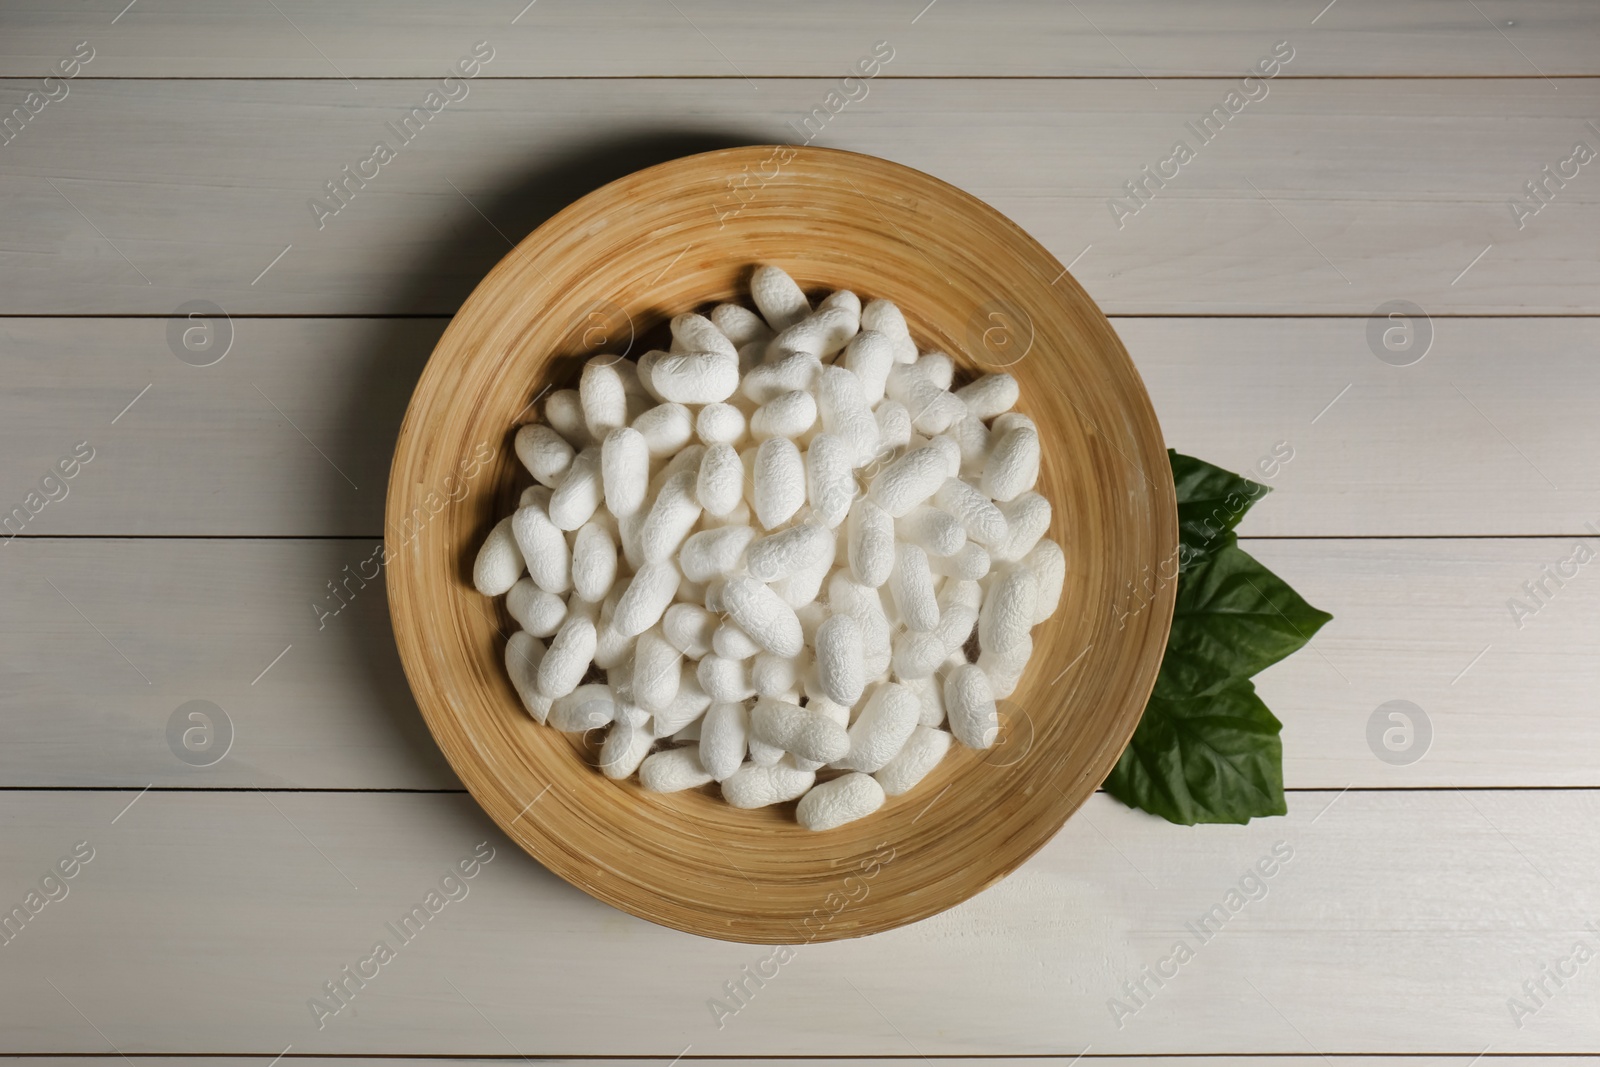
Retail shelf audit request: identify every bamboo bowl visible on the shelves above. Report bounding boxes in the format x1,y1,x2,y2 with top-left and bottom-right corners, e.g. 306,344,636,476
387,146,1176,943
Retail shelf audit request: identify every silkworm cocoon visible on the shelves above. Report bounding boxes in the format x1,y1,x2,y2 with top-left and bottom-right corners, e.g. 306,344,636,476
600,720,653,780
813,613,866,705
651,664,712,735
548,681,615,732
860,299,916,363
769,306,858,360
796,600,829,645
886,363,965,435
815,365,880,467
936,604,980,659
827,572,893,669
747,522,831,583
804,433,855,529
694,442,744,518
991,491,1051,563
505,632,551,724
928,434,962,479
944,663,999,749
751,697,850,764
889,544,939,633
548,446,603,531
711,302,772,347
930,541,991,581
742,350,821,404
640,746,715,792
897,505,967,557
1023,538,1066,624
514,423,575,488
712,621,762,660
891,630,946,680
569,522,617,604
699,701,750,781
771,525,834,608
592,593,636,669
663,603,718,658
845,499,894,589
634,349,665,402
672,719,702,743
993,412,1037,436
956,373,1019,420
646,442,706,502
632,628,683,713
756,728,796,760
697,654,756,704
868,443,948,517
750,389,818,440
535,614,597,699
631,402,694,458
612,559,680,637
918,352,955,390
507,578,567,637
580,357,629,439
751,265,811,332
902,674,945,727
753,437,805,530
843,330,895,406
721,758,816,808
834,682,920,772
797,772,884,831
544,389,592,448
679,524,755,582
648,350,740,404
695,402,747,446
594,428,647,520
979,564,1039,654
670,312,737,360
473,516,525,595
510,503,570,594
520,484,551,509
820,288,860,315
935,477,1010,547
978,634,1032,699
637,470,703,564
721,575,804,657
982,421,1042,502
752,650,807,699
948,415,991,476
874,726,953,795
613,693,651,730
874,400,913,452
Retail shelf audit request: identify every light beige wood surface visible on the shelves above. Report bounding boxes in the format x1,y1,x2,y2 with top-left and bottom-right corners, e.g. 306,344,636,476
3,789,1596,1054
386,146,1176,941
1,80,1596,315
3,0,1595,76
2,316,1593,538
3,536,1592,789
3,0,1596,1056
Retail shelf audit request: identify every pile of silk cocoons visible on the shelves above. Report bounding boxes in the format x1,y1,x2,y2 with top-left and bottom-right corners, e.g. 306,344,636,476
473,265,1064,830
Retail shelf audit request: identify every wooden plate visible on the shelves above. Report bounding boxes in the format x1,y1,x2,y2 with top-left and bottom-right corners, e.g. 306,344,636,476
387,145,1176,943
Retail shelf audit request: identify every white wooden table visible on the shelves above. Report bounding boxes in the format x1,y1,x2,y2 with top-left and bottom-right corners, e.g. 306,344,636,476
3,2,1598,1061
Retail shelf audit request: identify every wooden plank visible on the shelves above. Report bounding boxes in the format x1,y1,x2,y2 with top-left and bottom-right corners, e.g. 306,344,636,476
3,789,1596,1053
3,317,1593,539
3,536,1596,789
7,1061,1597,1067
3,1,1597,77
0,79,1595,315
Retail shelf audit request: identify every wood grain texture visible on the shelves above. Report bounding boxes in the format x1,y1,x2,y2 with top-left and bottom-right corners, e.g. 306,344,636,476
0,79,1595,315
3,789,1596,1054
9,1062,1596,1067
2,316,1594,538
4,536,1597,790
3,0,1596,76
386,145,1176,942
